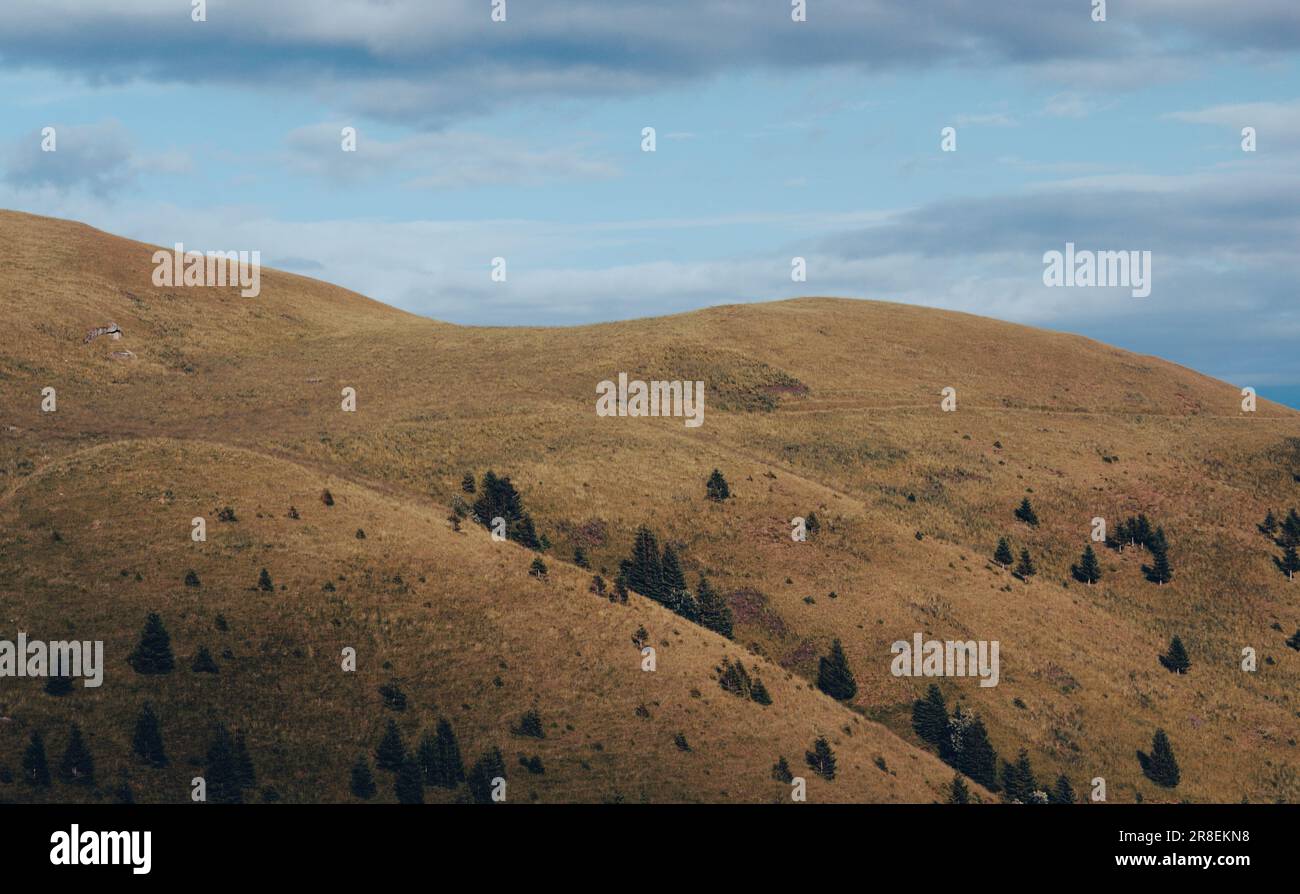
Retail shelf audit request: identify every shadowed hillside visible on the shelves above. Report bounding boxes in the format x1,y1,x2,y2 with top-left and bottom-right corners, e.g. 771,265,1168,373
2,210,1299,804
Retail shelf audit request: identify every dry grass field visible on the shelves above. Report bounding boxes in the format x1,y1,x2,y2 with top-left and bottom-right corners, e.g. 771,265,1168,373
2,209,1298,803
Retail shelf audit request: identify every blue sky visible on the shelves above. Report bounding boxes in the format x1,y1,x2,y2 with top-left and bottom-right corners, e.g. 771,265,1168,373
1,1,1298,405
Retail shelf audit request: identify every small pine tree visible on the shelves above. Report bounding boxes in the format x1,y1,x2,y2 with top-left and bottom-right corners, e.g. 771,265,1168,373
205,726,243,804
772,756,793,784
1146,541,1173,585
696,574,733,638
513,709,545,739
1281,543,1300,581
1261,510,1278,535
128,611,175,674
614,574,629,604
461,472,476,494
321,489,334,506
948,774,971,804
805,736,837,780
911,683,949,747
191,646,220,674
350,755,377,799
132,703,168,767
233,730,256,789
573,546,590,568
394,759,424,804
1014,548,1037,580
816,639,858,701
44,670,73,696
1159,635,1191,674
430,718,466,789
953,714,998,789
467,748,507,804
184,569,201,587
993,537,1014,567
375,719,406,771
23,731,51,787
1014,498,1039,526
1072,544,1102,585
750,678,773,706
1141,729,1180,788
1051,774,1075,804
1000,749,1037,803
706,469,731,502
805,512,821,537
529,557,548,579
416,731,438,783
257,568,274,591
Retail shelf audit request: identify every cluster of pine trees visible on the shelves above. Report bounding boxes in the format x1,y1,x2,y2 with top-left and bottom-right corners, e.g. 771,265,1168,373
619,526,732,637
718,657,772,705
1260,508,1300,580
1106,514,1173,584
368,717,484,804
471,470,542,549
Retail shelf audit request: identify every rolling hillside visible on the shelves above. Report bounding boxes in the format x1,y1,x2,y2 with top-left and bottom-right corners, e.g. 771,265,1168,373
2,209,1298,803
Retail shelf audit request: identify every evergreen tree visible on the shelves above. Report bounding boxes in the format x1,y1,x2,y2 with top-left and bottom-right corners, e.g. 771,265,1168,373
1146,538,1173,584
660,544,689,611
513,709,545,739
1281,543,1300,581
696,574,733,638
1260,509,1278,535
953,715,998,789
1014,548,1037,580
43,669,73,696
57,724,95,785
948,774,971,804
750,678,773,706
1285,628,1300,651
573,546,590,568
1014,498,1039,526
204,725,243,804
816,639,858,701
394,759,424,804
1141,729,1180,788
132,702,168,767
350,755,377,799
805,736,837,780
22,730,50,787
128,611,175,674
233,730,256,789
993,537,1014,567
1051,774,1076,804
191,646,219,674
1000,749,1037,803
528,556,548,578
429,719,466,788
706,469,731,502
184,569,201,587
257,568,274,591
613,574,629,604
911,683,949,747
772,756,793,784
1282,508,1300,546
375,719,406,771
416,731,438,784
805,512,821,537
1159,635,1191,673
1134,515,1153,548
467,747,507,804
461,472,476,494
1072,544,1102,585
512,513,542,550
622,526,664,602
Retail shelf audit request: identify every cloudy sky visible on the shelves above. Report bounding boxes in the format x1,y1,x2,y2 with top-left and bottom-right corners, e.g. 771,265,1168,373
1,1,1298,404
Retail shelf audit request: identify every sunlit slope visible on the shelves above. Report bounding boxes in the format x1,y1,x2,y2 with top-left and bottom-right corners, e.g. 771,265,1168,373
2,209,1299,804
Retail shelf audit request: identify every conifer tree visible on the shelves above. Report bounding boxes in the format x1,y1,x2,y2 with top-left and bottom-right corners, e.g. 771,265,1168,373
1141,729,1180,788
233,730,256,789
529,556,548,579
184,569,201,587
816,639,858,701
750,678,773,706
258,568,274,591
1146,538,1173,585
132,702,168,768
1014,548,1037,580
461,472,476,494
394,759,424,804
1159,635,1191,673
573,546,590,568
1072,544,1102,585
613,573,629,604
696,574,733,638
429,719,466,788
1285,628,1300,651
56,724,94,785
805,736,837,780
350,755,377,799
1281,543,1300,581
1282,508,1300,546
1260,509,1278,536
22,730,50,787
993,537,1014,567
375,719,406,771
706,469,731,502
953,715,998,789
1014,497,1039,526
416,731,438,784
128,611,175,674
467,747,507,803
44,669,73,696
948,774,971,804
911,683,949,747
205,725,243,804
191,646,219,673
1051,774,1076,804
805,511,821,537
1000,749,1037,803
622,526,664,602
772,756,793,784
660,544,689,611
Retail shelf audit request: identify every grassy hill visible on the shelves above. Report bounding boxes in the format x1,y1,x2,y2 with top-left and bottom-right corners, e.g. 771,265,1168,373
2,209,1298,803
